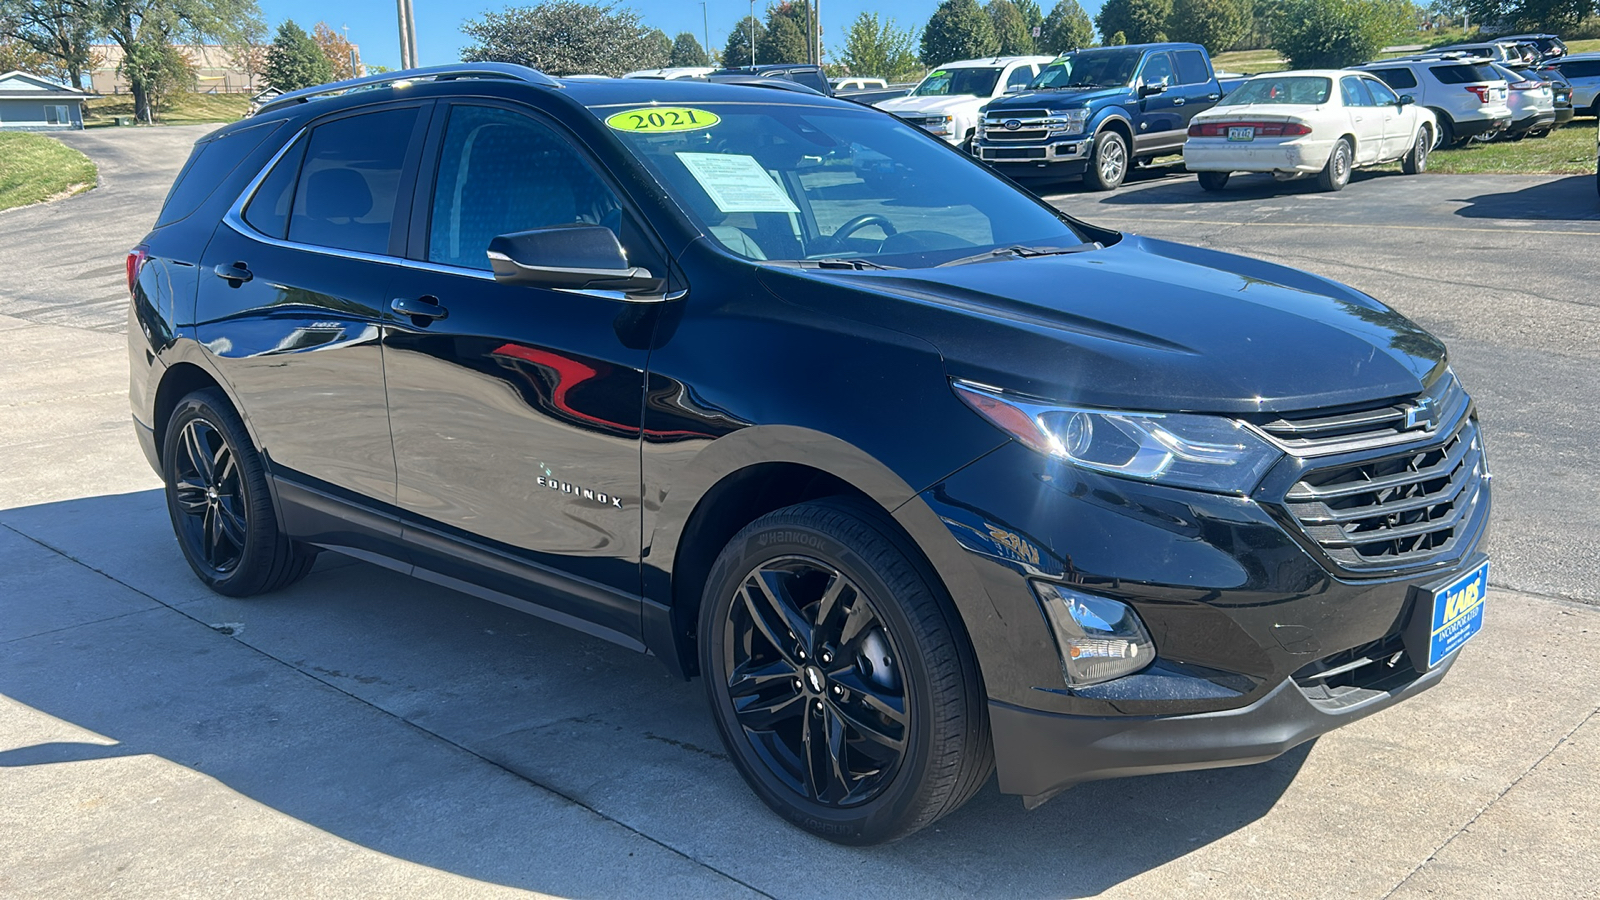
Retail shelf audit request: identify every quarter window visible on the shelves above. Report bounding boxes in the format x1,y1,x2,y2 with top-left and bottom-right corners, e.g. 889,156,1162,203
285,107,418,255
243,136,306,239
427,105,623,270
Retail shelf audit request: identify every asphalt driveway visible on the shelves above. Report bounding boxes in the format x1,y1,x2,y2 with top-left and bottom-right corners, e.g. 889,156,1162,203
0,130,1595,898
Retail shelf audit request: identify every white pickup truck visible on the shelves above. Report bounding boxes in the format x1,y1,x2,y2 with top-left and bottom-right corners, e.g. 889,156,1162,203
876,56,1055,151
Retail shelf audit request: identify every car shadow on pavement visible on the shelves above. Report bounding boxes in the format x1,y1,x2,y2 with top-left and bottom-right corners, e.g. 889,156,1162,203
1087,169,1400,205
0,489,1308,898
1449,174,1600,222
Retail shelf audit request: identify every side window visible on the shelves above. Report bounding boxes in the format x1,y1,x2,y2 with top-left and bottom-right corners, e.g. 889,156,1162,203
1364,77,1400,105
286,107,418,255
791,69,830,94
1340,76,1374,106
1141,53,1174,88
1370,67,1418,90
1559,60,1600,79
1005,65,1034,89
1174,50,1211,85
428,105,623,271
243,135,307,239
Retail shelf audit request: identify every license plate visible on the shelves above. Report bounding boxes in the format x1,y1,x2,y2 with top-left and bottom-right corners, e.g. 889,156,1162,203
1416,560,1490,669
1227,126,1254,142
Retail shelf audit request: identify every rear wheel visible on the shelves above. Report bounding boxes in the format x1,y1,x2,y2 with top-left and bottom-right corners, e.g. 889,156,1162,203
1402,124,1431,175
699,499,992,845
1084,130,1128,191
162,388,317,596
1317,137,1353,192
1197,171,1230,191
1432,112,1456,148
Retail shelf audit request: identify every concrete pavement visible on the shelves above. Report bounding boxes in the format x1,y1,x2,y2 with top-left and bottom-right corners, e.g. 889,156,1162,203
1,129,1596,898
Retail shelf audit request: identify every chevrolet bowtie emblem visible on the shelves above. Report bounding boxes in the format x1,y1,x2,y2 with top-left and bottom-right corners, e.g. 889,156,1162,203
1402,396,1438,431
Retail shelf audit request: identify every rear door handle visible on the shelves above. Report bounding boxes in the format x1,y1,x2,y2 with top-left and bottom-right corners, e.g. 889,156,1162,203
1173,97,1185,105
391,295,448,321
213,262,252,285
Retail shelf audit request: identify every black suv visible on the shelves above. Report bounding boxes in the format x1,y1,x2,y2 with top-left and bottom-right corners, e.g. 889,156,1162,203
130,63,1492,845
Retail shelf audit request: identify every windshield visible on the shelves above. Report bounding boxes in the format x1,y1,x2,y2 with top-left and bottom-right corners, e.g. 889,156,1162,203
597,102,1086,268
1222,76,1332,105
912,67,1003,97
1031,49,1142,89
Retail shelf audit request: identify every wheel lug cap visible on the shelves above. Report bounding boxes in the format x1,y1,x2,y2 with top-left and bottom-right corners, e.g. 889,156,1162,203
793,678,802,691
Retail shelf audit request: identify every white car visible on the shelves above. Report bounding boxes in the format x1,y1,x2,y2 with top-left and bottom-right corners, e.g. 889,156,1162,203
876,56,1054,150
831,77,888,92
623,67,716,80
1183,70,1439,193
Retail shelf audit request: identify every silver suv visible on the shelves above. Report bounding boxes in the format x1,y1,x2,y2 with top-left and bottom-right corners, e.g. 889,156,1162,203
1490,62,1556,138
1353,56,1512,146
1542,52,1600,116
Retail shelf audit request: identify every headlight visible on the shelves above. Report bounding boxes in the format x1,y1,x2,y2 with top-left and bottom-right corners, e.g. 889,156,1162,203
1034,583,1155,687
953,380,1281,494
1051,109,1090,135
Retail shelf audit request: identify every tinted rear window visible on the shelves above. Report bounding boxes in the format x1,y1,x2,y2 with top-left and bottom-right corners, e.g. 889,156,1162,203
1366,67,1418,90
285,108,418,255
1558,60,1600,78
155,120,282,228
1430,64,1502,84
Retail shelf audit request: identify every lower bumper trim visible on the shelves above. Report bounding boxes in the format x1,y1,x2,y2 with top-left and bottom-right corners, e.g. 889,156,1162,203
990,652,1455,801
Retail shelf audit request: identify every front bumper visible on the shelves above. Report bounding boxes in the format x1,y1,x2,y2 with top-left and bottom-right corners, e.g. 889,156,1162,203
1183,138,1332,174
990,651,1456,800
976,135,1090,173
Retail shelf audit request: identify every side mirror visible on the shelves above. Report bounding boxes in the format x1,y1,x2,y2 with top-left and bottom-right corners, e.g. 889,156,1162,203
487,225,666,298
1138,79,1168,97
1397,93,1415,106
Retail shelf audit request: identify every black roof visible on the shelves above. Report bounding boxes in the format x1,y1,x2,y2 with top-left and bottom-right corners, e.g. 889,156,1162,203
555,76,840,108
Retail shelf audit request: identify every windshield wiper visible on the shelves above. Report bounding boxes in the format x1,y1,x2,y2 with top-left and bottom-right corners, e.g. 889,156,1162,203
935,243,1101,268
801,257,899,270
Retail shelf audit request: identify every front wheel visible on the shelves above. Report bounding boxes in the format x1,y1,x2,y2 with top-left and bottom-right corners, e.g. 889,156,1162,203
699,499,992,845
1197,171,1230,191
1318,137,1353,192
1084,130,1128,191
162,388,317,596
1402,124,1431,175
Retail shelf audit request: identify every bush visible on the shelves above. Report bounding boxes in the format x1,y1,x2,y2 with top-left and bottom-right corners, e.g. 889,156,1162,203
1273,0,1413,69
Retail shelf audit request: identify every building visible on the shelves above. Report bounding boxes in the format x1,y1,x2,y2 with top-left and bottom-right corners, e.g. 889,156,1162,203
89,43,360,95
0,71,97,131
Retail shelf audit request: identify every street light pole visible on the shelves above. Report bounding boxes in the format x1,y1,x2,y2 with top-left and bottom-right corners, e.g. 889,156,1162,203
396,0,412,68
701,1,710,65
749,0,756,67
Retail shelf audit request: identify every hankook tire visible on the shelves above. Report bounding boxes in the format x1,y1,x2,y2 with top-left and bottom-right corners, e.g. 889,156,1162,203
699,498,992,845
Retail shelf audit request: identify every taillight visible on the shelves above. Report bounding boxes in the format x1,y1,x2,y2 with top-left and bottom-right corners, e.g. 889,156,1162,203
126,245,148,297
1508,80,1539,91
1464,85,1492,102
1187,121,1313,137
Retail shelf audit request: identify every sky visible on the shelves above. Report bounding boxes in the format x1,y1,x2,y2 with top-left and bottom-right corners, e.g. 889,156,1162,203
257,0,1108,72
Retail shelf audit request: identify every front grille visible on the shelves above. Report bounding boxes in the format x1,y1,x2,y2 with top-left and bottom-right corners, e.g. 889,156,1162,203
1254,372,1470,456
1281,415,1485,570
985,128,1050,142
985,147,1047,159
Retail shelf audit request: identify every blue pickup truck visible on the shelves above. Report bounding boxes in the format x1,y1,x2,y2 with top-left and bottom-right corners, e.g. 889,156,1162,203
974,43,1243,190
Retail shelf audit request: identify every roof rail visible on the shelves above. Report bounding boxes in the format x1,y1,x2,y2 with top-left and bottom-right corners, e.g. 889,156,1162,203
255,63,557,116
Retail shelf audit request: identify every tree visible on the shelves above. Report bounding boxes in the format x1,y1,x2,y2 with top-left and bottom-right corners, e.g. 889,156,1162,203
723,15,764,67
0,0,98,88
1040,0,1094,51
646,27,672,62
119,29,193,119
461,1,668,76
310,21,358,80
1015,0,1045,33
96,0,262,123
1095,0,1172,43
263,19,330,90
1273,0,1413,68
0,34,55,77
1108,28,1127,41
838,12,920,78
988,0,1035,53
1167,0,1247,50
759,2,809,63
669,31,709,66
921,0,998,65
1465,0,1593,30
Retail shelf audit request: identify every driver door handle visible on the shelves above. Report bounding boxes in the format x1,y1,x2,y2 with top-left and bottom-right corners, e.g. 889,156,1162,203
213,262,252,285
1173,97,1185,105
391,295,448,321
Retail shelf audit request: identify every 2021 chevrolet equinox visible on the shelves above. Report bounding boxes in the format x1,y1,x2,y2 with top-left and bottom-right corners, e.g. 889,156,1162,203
129,63,1492,845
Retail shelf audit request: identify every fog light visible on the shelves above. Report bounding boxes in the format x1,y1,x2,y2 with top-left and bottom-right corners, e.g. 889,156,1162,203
1033,583,1155,687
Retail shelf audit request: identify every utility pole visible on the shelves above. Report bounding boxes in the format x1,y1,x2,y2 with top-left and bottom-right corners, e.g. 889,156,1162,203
396,0,419,69
701,1,709,65
749,0,756,67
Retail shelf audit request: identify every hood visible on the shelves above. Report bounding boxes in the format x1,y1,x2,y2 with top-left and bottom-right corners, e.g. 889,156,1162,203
756,235,1446,414
878,94,987,116
985,85,1130,112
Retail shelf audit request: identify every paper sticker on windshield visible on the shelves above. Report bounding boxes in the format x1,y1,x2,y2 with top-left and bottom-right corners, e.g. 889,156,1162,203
606,107,720,133
675,152,799,214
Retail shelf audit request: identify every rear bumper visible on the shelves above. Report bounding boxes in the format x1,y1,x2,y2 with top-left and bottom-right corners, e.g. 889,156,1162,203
1183,138,1332,174
991,652,1456,801
1453,114,1513,140
1506,110,1557,134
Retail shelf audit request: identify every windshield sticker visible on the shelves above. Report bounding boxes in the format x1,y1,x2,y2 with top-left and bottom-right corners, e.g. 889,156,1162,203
928,70,947,79
674,152,799,214
606,107,721,134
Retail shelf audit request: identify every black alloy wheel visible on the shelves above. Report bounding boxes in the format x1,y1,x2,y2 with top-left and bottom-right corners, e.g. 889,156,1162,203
700,499,992,844
162,388,317,596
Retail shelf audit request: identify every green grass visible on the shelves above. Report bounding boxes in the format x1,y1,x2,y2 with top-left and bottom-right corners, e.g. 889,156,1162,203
1211,49,1288,74
0,132,97,212
1370,119,1598,175
84,92,251,127
1566,38,1600,54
